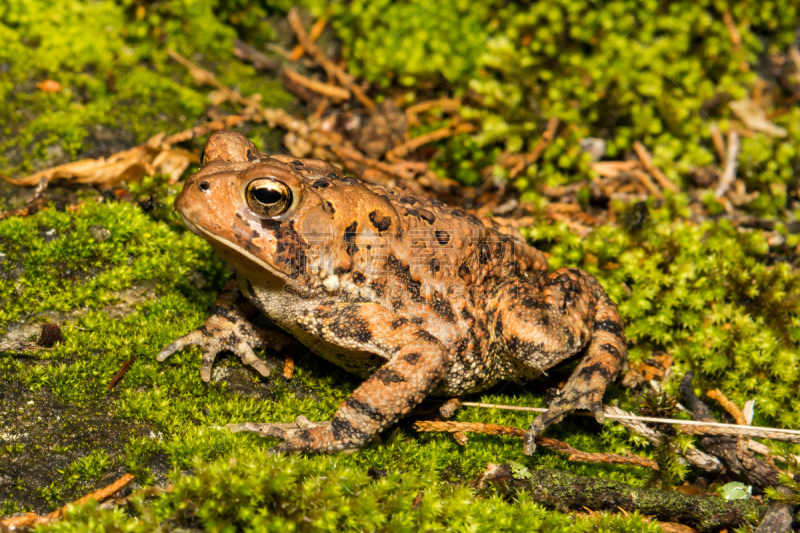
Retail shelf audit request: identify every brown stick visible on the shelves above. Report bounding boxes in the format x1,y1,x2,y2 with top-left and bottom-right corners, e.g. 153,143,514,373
287,8,375,110
405,98,462,124
633,141,680,192
706,389,747,425
714,130,740,198
282,68,351,101
709,123,726,162
590,160,641,178
107,354,137,391
1,474,136,529
385,123,477,161
288,15,327,62
525,117,560,164
633,169,665,199
413,420,659,470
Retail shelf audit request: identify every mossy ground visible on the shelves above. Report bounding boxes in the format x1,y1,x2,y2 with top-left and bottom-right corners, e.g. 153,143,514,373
1,1,799,531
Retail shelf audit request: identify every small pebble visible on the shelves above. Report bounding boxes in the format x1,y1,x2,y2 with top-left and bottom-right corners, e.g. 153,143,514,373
38,323,63,347
88,224,111,243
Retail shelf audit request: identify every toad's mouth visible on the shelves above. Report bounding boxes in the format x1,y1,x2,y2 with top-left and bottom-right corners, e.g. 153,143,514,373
179,213,288,283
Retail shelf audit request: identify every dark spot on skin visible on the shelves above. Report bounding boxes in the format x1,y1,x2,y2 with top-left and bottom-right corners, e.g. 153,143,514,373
312,179,331,189
429,258,441,274
403,209,420,219
458,263,471,282
432,293,455,322
251,230,259,238
244,241,262,255
369,211,392,232
411,317,424,325
451,209,465,217
296,431,314,444
600,343,622,359
434,230,450,245
430,199,444,207
291,160,304,167
403,353,421,364
344,221,359,257
272,221,307,276
466,214,481,224
400,196,417,205
345,398,386,422
593,320,624,337
370,278,386,298
521,296,547,310
199,181,210,191
373,367,406,385
479,242,492,264
260,218,279,230
331,417,366,441
235,212,243,220
506,336,545,358
386,254,423,301
413,330,439,343
329,312,372,343
327,172,339,180
325,201,336,215
576,362,612,381
418,209,435,225
246,149,258,161
563,327,574,347
353,271,366,285
391,318,408,329
460,307,473,322
343,177,358,184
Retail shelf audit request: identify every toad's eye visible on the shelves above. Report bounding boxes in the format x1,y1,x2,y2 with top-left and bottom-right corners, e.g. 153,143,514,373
245,178,293,217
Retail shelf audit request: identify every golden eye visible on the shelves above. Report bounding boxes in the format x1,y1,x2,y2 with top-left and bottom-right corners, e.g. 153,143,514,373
245,178,293,217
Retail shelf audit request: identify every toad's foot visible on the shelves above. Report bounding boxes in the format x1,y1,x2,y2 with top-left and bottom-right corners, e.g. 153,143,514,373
227,416,362,454
157,279,293,381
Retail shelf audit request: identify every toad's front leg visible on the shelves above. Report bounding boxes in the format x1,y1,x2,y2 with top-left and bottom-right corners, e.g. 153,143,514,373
229,302,449,453
157,279,293,381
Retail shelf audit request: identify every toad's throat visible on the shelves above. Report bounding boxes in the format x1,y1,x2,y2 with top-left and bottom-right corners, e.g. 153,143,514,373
179,213,287,285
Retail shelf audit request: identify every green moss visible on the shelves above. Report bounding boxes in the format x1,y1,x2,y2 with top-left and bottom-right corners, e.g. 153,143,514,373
0,0,292,175
37,451,663,533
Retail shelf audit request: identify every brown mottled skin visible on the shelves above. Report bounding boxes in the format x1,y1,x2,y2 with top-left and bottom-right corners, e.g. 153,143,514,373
158,131,628,455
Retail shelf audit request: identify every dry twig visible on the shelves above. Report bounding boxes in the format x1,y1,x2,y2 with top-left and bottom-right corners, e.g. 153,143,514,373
633,141,679,193
282,68,351,101
288,15,327,62
413,420,659,470
714,130,740,198
385,123,477,161
1,474,135,530
287,8,374,110
405,98,461,125
706,389,747,426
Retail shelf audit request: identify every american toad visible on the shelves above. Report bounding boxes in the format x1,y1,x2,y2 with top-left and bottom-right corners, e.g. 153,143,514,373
158,131,628,455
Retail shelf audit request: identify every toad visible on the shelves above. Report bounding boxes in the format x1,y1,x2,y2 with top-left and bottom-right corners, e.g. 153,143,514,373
158,131,628,455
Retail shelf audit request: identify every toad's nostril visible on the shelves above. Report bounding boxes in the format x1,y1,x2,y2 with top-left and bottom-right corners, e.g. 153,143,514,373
199,181,210,191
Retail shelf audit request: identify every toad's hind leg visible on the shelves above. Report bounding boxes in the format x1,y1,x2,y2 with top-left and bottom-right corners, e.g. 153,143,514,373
499,268,627,455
